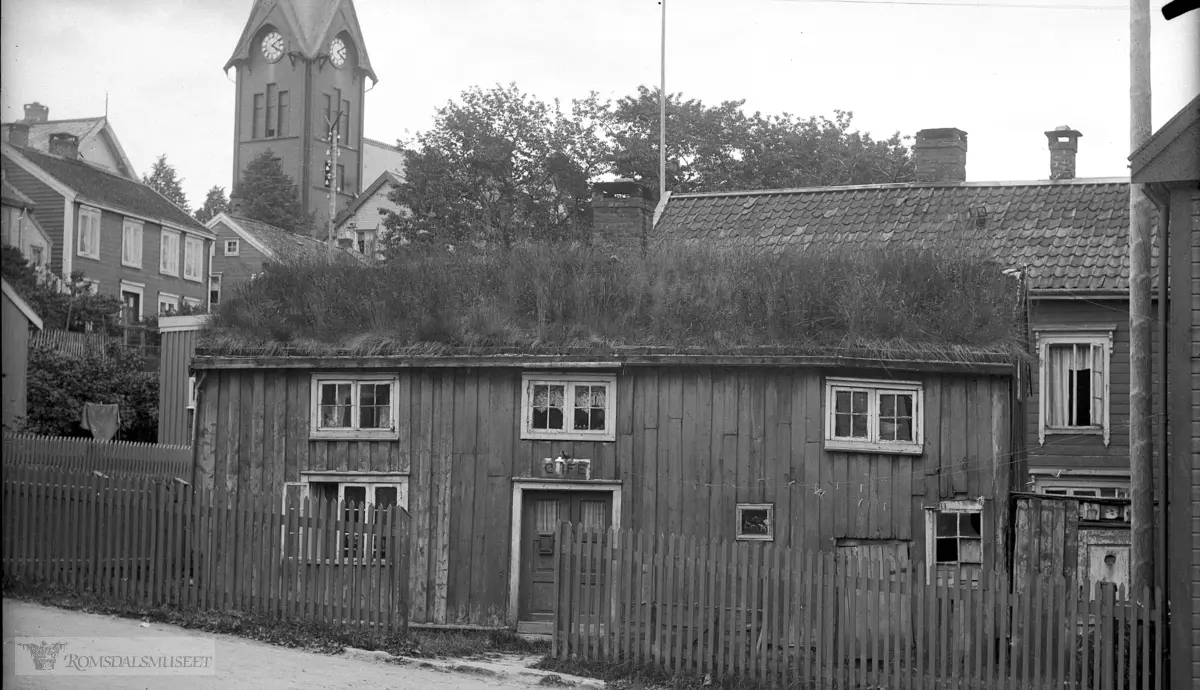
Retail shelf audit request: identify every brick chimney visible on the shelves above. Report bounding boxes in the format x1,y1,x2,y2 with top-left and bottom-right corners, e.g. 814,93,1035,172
23,102,49,124
1045,126,1081,180
591,179,657,252
913,128,968,183
48,133,80,159
7,122,30,148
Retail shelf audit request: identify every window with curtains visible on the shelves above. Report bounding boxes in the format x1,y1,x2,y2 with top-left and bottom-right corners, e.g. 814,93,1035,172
309,375,400,439
520,373,617,442
1036,329,1113,446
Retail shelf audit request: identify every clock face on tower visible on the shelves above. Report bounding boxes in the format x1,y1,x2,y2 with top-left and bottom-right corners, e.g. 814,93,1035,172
261,32,284,62
329,37,347,68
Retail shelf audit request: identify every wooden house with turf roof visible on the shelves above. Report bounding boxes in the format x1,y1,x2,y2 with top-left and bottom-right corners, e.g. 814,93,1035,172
190,241,1029,631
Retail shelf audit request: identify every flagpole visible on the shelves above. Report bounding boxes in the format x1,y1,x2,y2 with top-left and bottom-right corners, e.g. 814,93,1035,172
659,0,667,201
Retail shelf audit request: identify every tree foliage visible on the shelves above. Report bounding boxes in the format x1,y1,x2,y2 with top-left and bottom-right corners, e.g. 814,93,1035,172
238,149,313,235
383,84,913,253
194,185,230,224
22,343,158,441
2,245,125,334
142,153,190,213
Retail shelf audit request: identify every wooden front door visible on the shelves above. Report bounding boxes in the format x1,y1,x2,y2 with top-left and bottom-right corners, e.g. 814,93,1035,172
517,490,612,633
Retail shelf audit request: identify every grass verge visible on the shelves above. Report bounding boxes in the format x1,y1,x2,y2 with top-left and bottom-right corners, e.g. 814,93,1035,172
3,576,547,660
533,655,776,690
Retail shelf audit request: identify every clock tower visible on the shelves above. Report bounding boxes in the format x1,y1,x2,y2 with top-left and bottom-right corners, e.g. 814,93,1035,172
224,0,377,234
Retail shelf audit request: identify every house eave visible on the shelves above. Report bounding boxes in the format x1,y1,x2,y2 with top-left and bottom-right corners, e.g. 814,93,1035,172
191,353,1015,376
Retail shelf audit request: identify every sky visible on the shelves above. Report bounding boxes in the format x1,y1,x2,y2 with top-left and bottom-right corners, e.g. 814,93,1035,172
1,0,1197,208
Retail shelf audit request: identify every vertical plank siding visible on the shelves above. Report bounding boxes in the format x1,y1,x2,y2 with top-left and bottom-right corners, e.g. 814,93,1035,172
554,522,1166,689
3,465,410,634
194,365,1018,627
157,328,199,446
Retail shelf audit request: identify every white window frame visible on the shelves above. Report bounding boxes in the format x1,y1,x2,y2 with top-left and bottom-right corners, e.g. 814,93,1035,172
76,205,101,260
824,377,923,455
224,239,240,256
183,236,204,282
1033,476,1130,498
520,372,617,442
209,273,222,309
924,498,984,580
158,292,180,316
121,219,143,268
287,474,410,563
735,503,774,542
1035,328,1114,447
309,374,401,440
160,228,180,276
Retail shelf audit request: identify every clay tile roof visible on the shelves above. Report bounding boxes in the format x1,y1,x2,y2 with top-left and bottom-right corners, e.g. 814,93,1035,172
653,178,1140,293
9,146,207,233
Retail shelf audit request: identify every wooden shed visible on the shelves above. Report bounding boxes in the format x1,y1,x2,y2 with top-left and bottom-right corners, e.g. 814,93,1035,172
2,277,43,431
1130,93,1199,686
1009,492,1131,598
156,314,207,446
191,350,1025,631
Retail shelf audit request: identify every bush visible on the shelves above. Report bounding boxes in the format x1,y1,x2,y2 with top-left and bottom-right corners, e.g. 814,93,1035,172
21,342,159,441
207,242,1026,363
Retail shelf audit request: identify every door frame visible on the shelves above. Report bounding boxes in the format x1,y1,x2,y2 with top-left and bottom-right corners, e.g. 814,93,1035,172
508,478,622,627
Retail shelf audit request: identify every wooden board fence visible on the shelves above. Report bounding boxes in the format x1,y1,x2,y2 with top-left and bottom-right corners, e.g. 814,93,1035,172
555,523,1165,690
3,433,192,480
2,466,410,633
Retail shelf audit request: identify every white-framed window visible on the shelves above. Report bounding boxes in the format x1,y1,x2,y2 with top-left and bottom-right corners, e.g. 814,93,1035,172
925,499,983,573
310,375,400,439
1033,475,1129,498
186,375,197,443
76,205,101,260
160,229,180,276
285,474,409,562
824,377,923,455
225,239,240,256
520,373,617,442
209,274,222,308
1036,328,1114,447
158,292,180,316
121,219,143,268
183,297,203,312
736,503,774,541
183,236,204,281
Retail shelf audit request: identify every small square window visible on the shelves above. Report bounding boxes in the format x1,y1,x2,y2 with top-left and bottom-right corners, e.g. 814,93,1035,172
825,378,923,455
310,375,400,439
736,504,774,541
926,500,984,572
521,373,616,442
225,239,240,256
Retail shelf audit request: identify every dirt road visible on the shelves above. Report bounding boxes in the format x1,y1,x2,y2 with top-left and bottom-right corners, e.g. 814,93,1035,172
3,600,571,689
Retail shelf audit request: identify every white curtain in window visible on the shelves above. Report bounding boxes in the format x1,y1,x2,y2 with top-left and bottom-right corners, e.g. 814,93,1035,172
1045,343,1104,427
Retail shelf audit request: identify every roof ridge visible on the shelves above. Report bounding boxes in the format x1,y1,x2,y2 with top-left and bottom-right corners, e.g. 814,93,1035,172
670,177,1130,199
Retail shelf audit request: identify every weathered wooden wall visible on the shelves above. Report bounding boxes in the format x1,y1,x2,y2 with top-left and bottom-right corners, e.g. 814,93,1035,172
157,327,198,446
193,366,1017,627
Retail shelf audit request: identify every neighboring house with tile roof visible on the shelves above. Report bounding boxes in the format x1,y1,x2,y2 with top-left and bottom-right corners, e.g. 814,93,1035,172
1,174,53,273
333,169,403,258
1,102,137,180
206,212,364,307
621,125,1153,501
0,139,214,322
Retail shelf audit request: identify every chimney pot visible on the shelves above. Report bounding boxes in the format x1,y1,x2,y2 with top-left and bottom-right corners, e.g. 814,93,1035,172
1045,126,1081,180
23,102,49,124
7,122,30,148
913,128,968,183
48,133,80,160
590,180,657,253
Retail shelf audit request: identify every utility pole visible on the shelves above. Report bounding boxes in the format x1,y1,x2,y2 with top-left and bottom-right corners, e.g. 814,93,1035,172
325,110,342,259
659,0,667,201
1128,0,1154,598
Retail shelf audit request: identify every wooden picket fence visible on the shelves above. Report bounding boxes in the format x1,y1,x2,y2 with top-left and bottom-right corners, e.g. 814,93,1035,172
3,433,192,480
553,523,1165,690
30,328,114,358
2,466,411,633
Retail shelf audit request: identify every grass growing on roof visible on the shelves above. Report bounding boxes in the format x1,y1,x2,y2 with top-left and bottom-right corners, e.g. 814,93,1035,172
204,242,1026,361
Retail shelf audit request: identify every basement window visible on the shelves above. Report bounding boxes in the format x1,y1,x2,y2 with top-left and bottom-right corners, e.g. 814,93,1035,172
824,377,923,455
520,373,616,442
736,503,774,541
309,375,400,439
